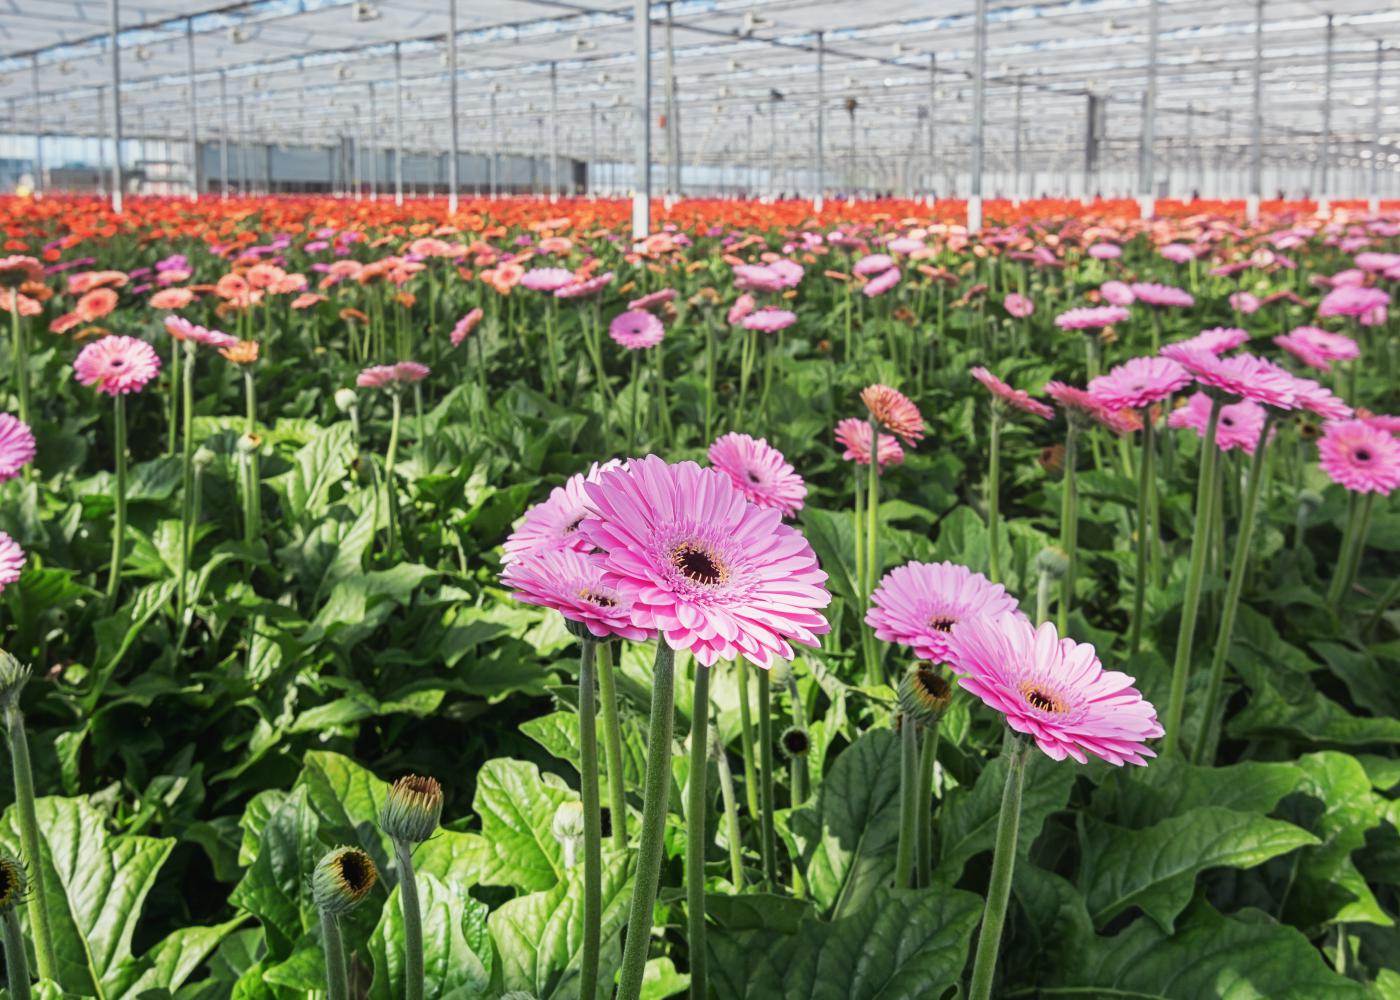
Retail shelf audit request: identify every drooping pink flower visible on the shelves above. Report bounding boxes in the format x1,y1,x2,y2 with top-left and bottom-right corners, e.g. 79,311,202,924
503,461,622,565
0,414,36,483
520,267,577,292
1160,346,1299,409
1274,326,1359,372
947,614,1163,765
628,288,676,311
708,432,806,518
450,308,484,346
164,315,238,349
853,253,896,276
1168,392,1270,455
862,267,901,298
554,271,615,299
502,547,650,641
1289,378,1352,422
866,561,1023,663
1159,244,1197,264
608,309,665,349
1088,243,1121,260
1170,327,1249,355
741,308,797,334
1229,291,1262,315
727,293,756,325
72,336,161,396
732,264,785,294
861,384,924,446
834,417,904,467
1046,381,1140,434
0,531,24,594
1088,356,1191,411
970,367,1054,420
579,455,832,667
1003,293,1034,318
1055,306,1130,331
1100,281,1135,306
356,361,430,389
1130,282,1194,308
1318,419,1400,495
1319,285,1389,326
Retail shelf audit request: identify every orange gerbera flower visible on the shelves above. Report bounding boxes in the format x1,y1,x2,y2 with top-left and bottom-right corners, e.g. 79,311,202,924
75,287,119,321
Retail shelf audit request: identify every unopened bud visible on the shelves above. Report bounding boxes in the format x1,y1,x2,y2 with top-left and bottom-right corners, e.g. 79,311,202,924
552,801,585,868
236,432,262,455
379,774,443,845
193,445,216,470
898,664,953,727
767,659,793,688
779,726,811,759
312,846,378,915
1036,547,1070,580
0,651,30,706
0,853,27,914
334,387,358,413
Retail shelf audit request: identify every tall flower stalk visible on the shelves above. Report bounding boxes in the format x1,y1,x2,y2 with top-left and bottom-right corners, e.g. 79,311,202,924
596,642,629,849
1055,424,1080,633
712,725,745,887
756,668,778,888
379,775,442,1000
578,640,604,1000
1128,412,1156,654
985,403,1004,583
686,663,710,1000
966,733,1029,1000
312,847,378,1000
175,341,197,629
106,394,129,605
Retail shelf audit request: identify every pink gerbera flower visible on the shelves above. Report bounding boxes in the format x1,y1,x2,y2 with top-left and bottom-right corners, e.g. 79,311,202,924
834,418,904,467
163,315,238,349
503,461,622,565
947,614,1163,765
1160,346,1298,409
867,561,1023,663
741,309,797,334
580,455,832,667
1046,381,1139,434
0,531,23,594
970,367,1054,420
1317,419,1400,495
1003,293,1034,318
862,267,901,298
727,293,756,325
356,361,430,389
0,414,36,483
555,272,615,299
1362,413,1400,435
861,384,924,446
1159,244,1196,264
520,267,577,292
1130,282,1194,308
1055,306,1130,331
1319,285,1389,326
73,336,161,396
853,253,895,276
1171,327,1249,355
1289,378,1352,422
732,264,784,294
629,288,676,311
1089,356,1191,411
502,547,650,641
708,433,806,518
1274,326,1359,372
1100,281,1135,306
609,309,665,349
1169,393,1271,455
450,308,484,346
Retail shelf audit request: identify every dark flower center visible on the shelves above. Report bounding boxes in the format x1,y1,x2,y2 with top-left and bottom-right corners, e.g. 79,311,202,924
1221,417,1234,426
336,851,374,894
672,541,725,586
563,517,584,534
747,469,761,484
110,359,125,368
0,862,15,903
782,729,810,755
1022,685,1063,714
929,616,957,633
581,590,617,608
1355,448,1372,463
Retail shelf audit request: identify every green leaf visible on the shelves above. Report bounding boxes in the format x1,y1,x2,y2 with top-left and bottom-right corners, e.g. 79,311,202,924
268,422,354,525
488,853,632,1000
1091,756,1305,829
799,507,859,605
227,786,321,960
367,872,490,999
0,796,175,998
639,958,690,1000
1083,806,1320,931
105,917,247,999
456,757,578,892
707,887,981,1000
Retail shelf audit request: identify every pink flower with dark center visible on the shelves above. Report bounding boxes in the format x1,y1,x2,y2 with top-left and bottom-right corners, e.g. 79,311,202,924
853,253,895,276
73,336,161,396
0,414,36,483
0,531,24,594
708,432,807,518
164,315,238,349
862,267,901,298
356,361,430,389
741,309,797,334
1003,293,1034,318
732,264,785,294
1089,356,1191,411
520,267,577,292
947,614,1162,765
1100,281,1135,306
609,309,665,349
727,293,756,325
1168,392,1270,455
1355,252,1400,273
554,271,615,299
1046,381,1139,434
1055,306,1130,331
450,308,484,346
579,455,831,667
504,461,623,565
835,417,904,467
1229,291,1262,315
1274,326,1358,372
502,547,649,641
1170,327,1249,355
1318,419,1400,495
861,383,924,446
628,288,676,311
1160,347,1299,409
866,560,1023,663
1289,378,1352,421
1362,413,1400,435
1319,285,1389,326
970,367,1054,420
1130,282,1194,308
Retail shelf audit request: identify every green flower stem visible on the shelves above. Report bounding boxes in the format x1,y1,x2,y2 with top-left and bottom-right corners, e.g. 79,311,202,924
392,838,425,1000
166,336,179,455
703,318,716,442
714,736,745,887
987,405,1003,584
735,659,760,817
615,642,676,1000
1162,398,1224,756
1193,417,1274,765
786,674,809,808
175,343,196,630
1328,492,1375,611
4,701,55,983
3,908,31,1000
596,642,628,849
318,909,350,1000
852,463,866,602
627,353,641,454
1056,426,1080,635
105,394,128,606
1035,565,1053,626
893,715,919,890
686,665,710,1000
756,667,778,889
865,415,881,597
243,368,261,542
915,721,940,888
384,390,403,556
967,734,1030,1000
578,641,603,1000
11,305,30,430
653,341,670,445
1129,414,1156,656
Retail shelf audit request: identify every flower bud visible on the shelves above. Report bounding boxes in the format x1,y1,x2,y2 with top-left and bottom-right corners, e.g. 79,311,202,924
193,445,216,470
379,774,443,845
767,659,793,689
0,651,31,706
706,723,726,763
898,664,953,727
552,801,585,869
1035,547,1070,580
312,846,378,915
779,726,811,760
0,853,27,914
334,387,358,413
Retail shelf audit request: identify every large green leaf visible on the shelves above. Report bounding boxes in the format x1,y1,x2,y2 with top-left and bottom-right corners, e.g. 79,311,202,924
268,421,354,526
456,757,578,892
488,853,632,1000
707,887,981,1000
105,917,247,1000
367,872,490,999
1082,806,1319,931
1090,756,1304,829
293,750,394,878
0,796,175,998
227,786,322,960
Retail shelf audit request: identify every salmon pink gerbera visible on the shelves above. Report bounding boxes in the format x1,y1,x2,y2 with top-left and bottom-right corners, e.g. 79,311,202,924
73,336,161,395
451,308,484,346
867,561,1023,663
707,432,806,518
502,547,649,641
948,614,1163,765
835,418,904,466
970,367,1054,420
579,455,831,668
356,361,430,389
0,414,36,482
861,384,924,446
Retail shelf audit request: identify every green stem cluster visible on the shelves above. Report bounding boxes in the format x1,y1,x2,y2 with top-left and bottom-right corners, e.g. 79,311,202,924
967,734,1030,1000
4,700,56,982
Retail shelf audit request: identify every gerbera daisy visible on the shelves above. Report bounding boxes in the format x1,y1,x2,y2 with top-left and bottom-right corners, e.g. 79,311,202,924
503,460,623,565
1054,305,1130,331
1317,419,1400,495
1130,282,1194,308
1168,392,1270,454
1159,244,1196,264
520,267,577,292
1045,381,1138,434
947,614,1163,765
356,361,430,389
834,417,904,467
0,414,36,483
970,367,1054,420
861,384,924,446
1289,378,1352,422
1003,293,1034,318
450,308,483,346
1318,285,1389,326
502,547,649,641
866,561,1023,663
853,253,895,276
72,336,161,395
727,293,756,325
579,455,831,667
164,315,238,349
0,531,23,594
708,432,807,518
609,309,664,350
732,264,784,294
0,256,43,289
1274,325,1358,372
1170,327,1249,355
741,308,797,334
1100,280,1135,305
862,268,901,298
554,271,614,300
1088,356,1190,411
1160,346,1298,409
